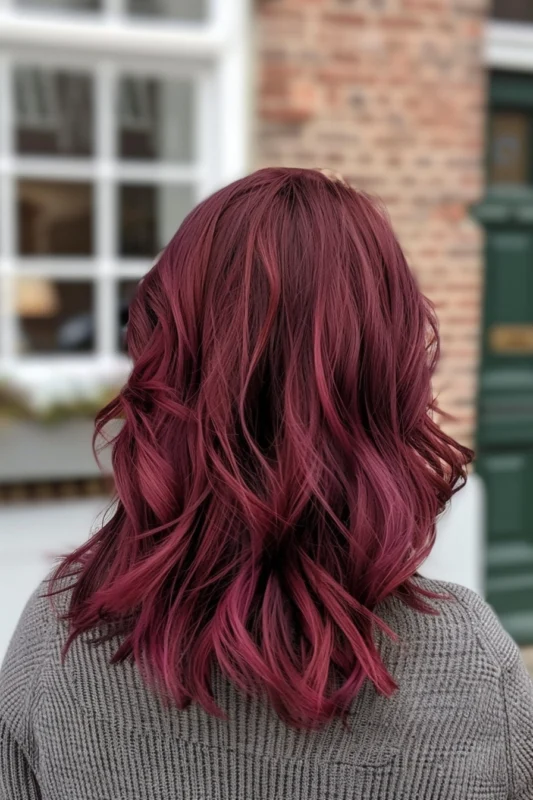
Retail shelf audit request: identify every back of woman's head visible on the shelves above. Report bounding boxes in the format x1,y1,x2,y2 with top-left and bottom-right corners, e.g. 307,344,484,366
51,167,472,729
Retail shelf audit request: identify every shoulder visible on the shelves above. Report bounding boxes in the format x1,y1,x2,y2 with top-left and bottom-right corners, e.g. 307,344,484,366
378,575,522,673
0,572,72,744
415,575,520,669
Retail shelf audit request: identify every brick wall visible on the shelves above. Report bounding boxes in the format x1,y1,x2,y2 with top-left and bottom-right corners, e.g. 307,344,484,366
254,0,488,448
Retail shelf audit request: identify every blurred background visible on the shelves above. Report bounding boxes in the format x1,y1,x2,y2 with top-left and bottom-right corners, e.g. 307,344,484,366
0,0,532,671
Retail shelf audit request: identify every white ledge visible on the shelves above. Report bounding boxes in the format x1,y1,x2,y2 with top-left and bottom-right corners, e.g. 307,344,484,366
0,10,225,60
486,20,533,72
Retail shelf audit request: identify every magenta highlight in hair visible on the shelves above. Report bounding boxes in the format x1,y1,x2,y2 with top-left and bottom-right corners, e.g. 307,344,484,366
48,167,473,729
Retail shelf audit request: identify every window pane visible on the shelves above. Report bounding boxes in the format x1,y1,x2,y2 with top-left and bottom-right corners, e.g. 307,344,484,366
16,0,101,9
18,180,93,256
15,279,94,354
118,76,194,162
488,111,530,186
117,279,139,352
127,0,206,21
493,0,533,22
119,184,194,257
15,67,93,157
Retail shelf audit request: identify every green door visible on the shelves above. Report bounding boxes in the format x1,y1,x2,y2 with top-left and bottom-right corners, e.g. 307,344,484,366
475,73,533,643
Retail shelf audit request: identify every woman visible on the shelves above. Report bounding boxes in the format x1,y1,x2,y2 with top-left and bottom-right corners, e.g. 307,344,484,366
1,167,532,799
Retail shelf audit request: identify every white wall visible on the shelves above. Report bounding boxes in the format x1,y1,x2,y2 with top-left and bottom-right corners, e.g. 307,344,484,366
0,497,107,663
419,473,486,597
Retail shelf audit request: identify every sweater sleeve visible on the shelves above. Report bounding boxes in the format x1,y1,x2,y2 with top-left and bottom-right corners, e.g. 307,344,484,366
0,719,41,800
0,578,55,797
502,652,533,800
447,582,533,800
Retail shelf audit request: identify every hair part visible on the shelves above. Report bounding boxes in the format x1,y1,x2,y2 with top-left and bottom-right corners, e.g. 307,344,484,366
48,167,473,729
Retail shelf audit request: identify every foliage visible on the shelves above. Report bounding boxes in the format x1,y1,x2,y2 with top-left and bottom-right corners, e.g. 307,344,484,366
0,381,120,426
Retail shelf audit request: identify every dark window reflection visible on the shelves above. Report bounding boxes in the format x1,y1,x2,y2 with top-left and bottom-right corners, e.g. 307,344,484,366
118,76,193,162
127,0,206,21
493,0,533,22
16,0,101,9
18,180,93,256
15,67,93,156
119,185,156,257
16,279,94,354
489,111,530,186
118,279,138,352
119,183,193,257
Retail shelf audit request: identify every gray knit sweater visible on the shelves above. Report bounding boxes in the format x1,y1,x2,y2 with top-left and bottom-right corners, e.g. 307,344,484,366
1,575,532,800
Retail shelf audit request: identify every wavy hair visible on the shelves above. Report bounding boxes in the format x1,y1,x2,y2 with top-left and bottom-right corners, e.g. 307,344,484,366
49,167,473,729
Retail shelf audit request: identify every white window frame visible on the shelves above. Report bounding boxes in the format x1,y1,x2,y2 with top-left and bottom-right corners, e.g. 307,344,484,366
486,20,533,72
0,0,251,396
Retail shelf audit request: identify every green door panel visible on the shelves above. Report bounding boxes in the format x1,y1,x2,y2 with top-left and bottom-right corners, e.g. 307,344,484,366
476,450,533,642
476,218,533,640
474,74,533,641
477,224,533,453
486,230,533,323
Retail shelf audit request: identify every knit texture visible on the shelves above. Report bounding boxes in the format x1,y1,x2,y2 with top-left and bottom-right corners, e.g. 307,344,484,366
1,574,532,800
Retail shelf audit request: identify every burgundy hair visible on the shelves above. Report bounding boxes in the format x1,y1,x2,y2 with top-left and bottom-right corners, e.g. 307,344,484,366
49,167,472,729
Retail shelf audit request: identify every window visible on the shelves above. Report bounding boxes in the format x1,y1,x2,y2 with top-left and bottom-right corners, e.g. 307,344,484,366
15,69,93,157
17,0,102,9
16,0,206,19
2,63,199,361
126,0,207,22
492,0,533,23
488,110,531,186
0,0,248,383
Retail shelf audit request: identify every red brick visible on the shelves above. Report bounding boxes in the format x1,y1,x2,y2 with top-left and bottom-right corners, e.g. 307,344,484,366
321,12,366,26
255,0,489,444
